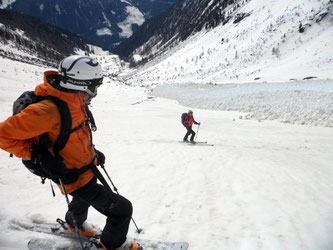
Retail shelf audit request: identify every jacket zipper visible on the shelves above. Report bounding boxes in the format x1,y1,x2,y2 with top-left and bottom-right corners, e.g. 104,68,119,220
76,96,90,153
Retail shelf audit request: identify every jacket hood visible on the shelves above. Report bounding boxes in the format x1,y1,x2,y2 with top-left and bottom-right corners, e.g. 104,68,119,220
35,70,85,109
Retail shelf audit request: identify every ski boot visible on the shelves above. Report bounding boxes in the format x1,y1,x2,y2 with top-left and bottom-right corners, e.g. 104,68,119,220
57,218,101,237
86,238,108,250
88,238,142,250
117,239,142,250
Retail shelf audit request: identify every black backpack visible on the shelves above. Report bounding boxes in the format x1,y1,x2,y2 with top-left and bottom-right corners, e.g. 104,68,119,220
181,113,188,127
13,91,96,184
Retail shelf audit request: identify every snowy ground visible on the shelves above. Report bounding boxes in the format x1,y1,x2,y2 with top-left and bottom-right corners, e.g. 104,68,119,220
0,58,333,250
152,80,333,127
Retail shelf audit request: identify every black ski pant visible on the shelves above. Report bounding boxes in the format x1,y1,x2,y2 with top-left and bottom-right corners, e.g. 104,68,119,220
184,126,195,141
65,178,132,250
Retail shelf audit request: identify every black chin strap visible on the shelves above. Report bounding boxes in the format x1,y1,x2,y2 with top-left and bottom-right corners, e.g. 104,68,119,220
49,78,77,93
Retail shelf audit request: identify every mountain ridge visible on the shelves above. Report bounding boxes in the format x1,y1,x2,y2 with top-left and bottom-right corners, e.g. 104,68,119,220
4,0,179,50
0,9,98,67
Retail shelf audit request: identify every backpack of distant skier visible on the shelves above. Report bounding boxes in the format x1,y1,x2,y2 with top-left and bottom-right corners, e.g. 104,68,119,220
12,91,96,184
181,113,188,127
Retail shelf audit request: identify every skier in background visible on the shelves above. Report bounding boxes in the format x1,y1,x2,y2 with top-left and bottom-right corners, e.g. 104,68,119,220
0,55,139,250
181,110,200,143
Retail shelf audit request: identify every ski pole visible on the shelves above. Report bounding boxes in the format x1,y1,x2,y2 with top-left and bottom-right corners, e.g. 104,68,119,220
59,178,84,250
195,124,200,141
100,164,144,234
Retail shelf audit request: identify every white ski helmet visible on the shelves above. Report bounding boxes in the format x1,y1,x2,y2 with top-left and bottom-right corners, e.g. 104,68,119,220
58,55,103,97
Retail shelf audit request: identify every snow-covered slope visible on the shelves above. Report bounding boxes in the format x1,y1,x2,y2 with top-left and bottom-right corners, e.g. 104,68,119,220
0,2,332,249
151,80,333,127
0,57,332,250
122,0,333,85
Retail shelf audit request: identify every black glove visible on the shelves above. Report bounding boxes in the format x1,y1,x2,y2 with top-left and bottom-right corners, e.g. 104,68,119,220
95,149,105,166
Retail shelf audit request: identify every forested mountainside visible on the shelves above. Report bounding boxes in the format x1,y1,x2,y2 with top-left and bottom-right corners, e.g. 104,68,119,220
0,9,95,67
115,0,240,59
4,0,179,49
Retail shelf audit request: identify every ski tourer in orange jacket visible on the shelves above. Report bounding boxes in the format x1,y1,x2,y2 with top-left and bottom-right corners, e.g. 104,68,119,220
183,110,200,142
183,110,199,128
0,56,135,249
0,69,97,193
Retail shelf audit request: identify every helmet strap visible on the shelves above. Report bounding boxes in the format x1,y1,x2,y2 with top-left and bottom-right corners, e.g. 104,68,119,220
49,79,78,93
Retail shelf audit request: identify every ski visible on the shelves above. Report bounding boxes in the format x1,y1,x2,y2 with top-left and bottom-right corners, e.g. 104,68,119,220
28,237,189,250
189,142,214,146
179,141,214,146
10,219,189,250
9,218,100,240
179,141,207,144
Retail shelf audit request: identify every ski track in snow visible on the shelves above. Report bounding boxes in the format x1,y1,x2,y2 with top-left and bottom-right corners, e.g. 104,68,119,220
0,59,333,250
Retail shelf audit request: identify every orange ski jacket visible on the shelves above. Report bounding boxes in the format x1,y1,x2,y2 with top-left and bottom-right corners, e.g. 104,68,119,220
184,114,197,128
0,70,96,193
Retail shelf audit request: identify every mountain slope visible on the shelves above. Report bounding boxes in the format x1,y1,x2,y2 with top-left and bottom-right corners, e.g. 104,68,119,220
5,0,179,50
115,0,236,57
0,9,95,67
120,0,333,85
131,0,179,18
0,0,15,8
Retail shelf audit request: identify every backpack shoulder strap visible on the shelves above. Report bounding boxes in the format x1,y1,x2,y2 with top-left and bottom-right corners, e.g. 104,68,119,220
45,96,72,160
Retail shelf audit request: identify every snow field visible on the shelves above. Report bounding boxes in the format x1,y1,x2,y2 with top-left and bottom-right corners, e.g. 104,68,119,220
152,81,333,127
0,59,332,250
